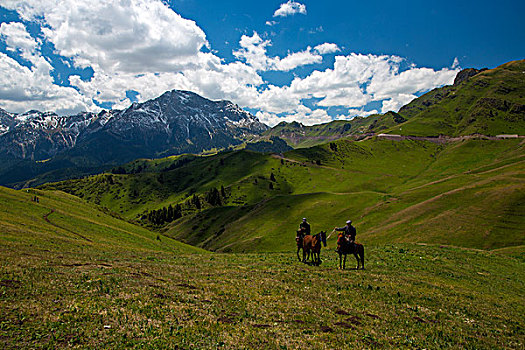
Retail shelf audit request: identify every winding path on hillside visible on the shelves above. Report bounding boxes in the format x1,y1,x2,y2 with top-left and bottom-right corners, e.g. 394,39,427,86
43,209,93,242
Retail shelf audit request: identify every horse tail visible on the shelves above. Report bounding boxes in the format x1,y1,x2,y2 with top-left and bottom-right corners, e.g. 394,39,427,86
359,244,365,269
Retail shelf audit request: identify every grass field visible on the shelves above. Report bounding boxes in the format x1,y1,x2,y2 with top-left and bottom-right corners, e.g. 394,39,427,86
2,239,523,349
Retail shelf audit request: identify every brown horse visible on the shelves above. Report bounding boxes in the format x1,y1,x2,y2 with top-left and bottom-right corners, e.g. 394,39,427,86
303,231,327,265
296,229,307,261
336,233,365,270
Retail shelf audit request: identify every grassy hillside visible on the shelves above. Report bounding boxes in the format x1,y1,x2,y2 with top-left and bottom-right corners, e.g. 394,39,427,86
263,112,407,148
2,158,523,349
263,60,525,148
391,59,525,136
0,185,202,255
42,137,525,253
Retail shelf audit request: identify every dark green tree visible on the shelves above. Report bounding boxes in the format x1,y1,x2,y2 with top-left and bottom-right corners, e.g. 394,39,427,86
192,194,201,209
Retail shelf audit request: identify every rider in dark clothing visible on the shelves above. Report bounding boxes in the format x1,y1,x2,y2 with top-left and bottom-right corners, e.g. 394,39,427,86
335,220,356,243
299,218,311,235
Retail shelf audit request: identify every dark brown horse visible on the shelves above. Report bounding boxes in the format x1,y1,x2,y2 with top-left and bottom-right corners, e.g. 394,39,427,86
336,233,365,270
303,231,327,265
296,229,307,261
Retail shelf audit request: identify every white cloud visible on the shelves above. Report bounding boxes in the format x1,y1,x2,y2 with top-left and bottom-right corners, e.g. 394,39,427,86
380,94,417,113
2,0,208,73
0,22,93,114
273,1,307,17
314,43,340,55
274,48,322,71
256,106,331,127
0,52,95,114
265,21,277,26
0,0,459,127
452,57,460,69
1,0,262,111
0,22,38,62
234,32,322,72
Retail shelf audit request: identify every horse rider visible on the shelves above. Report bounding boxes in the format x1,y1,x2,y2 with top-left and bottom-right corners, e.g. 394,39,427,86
334,220,356,246
299,217,311,236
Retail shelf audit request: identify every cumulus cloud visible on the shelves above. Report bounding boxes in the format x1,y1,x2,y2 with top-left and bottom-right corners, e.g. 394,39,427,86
247,53,457,125
0,22,38,61
0,0,459,127
256,106,331,127
2,0,208,73
0,0,264,110
273,1,307,17
0,22,94,114
234,32,322,72
381,94,417,113
314,43,340,55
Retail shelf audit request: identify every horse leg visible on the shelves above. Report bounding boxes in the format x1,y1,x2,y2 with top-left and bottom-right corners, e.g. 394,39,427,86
353,252,360,269
343,253,347,270
360,247,365,270
297,247,301,261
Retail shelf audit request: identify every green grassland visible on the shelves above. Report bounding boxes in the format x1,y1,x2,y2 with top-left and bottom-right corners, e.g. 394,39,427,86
0,185,202,255
2,134,525,349
262,112,406,149
2,236,524,348
389,60,525,136
2,183,523,348
42,137,525,254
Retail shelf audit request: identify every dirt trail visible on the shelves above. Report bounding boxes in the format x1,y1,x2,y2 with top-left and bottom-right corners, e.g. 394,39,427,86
43,209,93,242
370,134,524,144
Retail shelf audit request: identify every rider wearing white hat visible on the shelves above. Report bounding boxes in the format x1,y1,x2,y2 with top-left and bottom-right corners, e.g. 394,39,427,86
299,217,311,235
334,220,356,243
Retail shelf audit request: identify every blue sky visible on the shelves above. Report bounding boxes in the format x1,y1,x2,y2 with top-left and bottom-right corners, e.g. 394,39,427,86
0,0,523,125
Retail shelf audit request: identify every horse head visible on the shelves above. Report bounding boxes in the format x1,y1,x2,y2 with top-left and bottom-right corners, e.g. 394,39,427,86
336,233,345,251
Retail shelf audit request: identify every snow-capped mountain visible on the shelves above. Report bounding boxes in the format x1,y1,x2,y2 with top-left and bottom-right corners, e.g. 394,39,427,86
0,90,268,162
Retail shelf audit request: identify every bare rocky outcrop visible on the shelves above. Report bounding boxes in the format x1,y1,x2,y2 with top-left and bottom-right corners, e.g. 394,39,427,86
453,68,487,85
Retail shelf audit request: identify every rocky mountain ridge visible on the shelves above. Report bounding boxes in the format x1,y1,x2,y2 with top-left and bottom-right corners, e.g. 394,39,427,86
0,90,267,162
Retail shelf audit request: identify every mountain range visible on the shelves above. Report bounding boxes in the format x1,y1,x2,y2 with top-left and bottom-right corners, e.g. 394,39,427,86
0,59,524,188
0,90,267,187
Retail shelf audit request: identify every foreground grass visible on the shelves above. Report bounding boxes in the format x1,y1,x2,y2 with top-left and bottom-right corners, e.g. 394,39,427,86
1,242,523,349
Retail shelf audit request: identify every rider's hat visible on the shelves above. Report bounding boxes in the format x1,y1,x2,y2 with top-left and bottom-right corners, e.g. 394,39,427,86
302,218,307,221
346,220,352,224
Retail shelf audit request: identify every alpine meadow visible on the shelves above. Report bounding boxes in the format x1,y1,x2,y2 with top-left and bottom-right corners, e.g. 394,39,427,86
0,1,524,349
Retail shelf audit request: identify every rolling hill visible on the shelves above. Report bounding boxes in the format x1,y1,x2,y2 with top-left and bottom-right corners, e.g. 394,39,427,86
0,185,202,255
41,136,525,253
